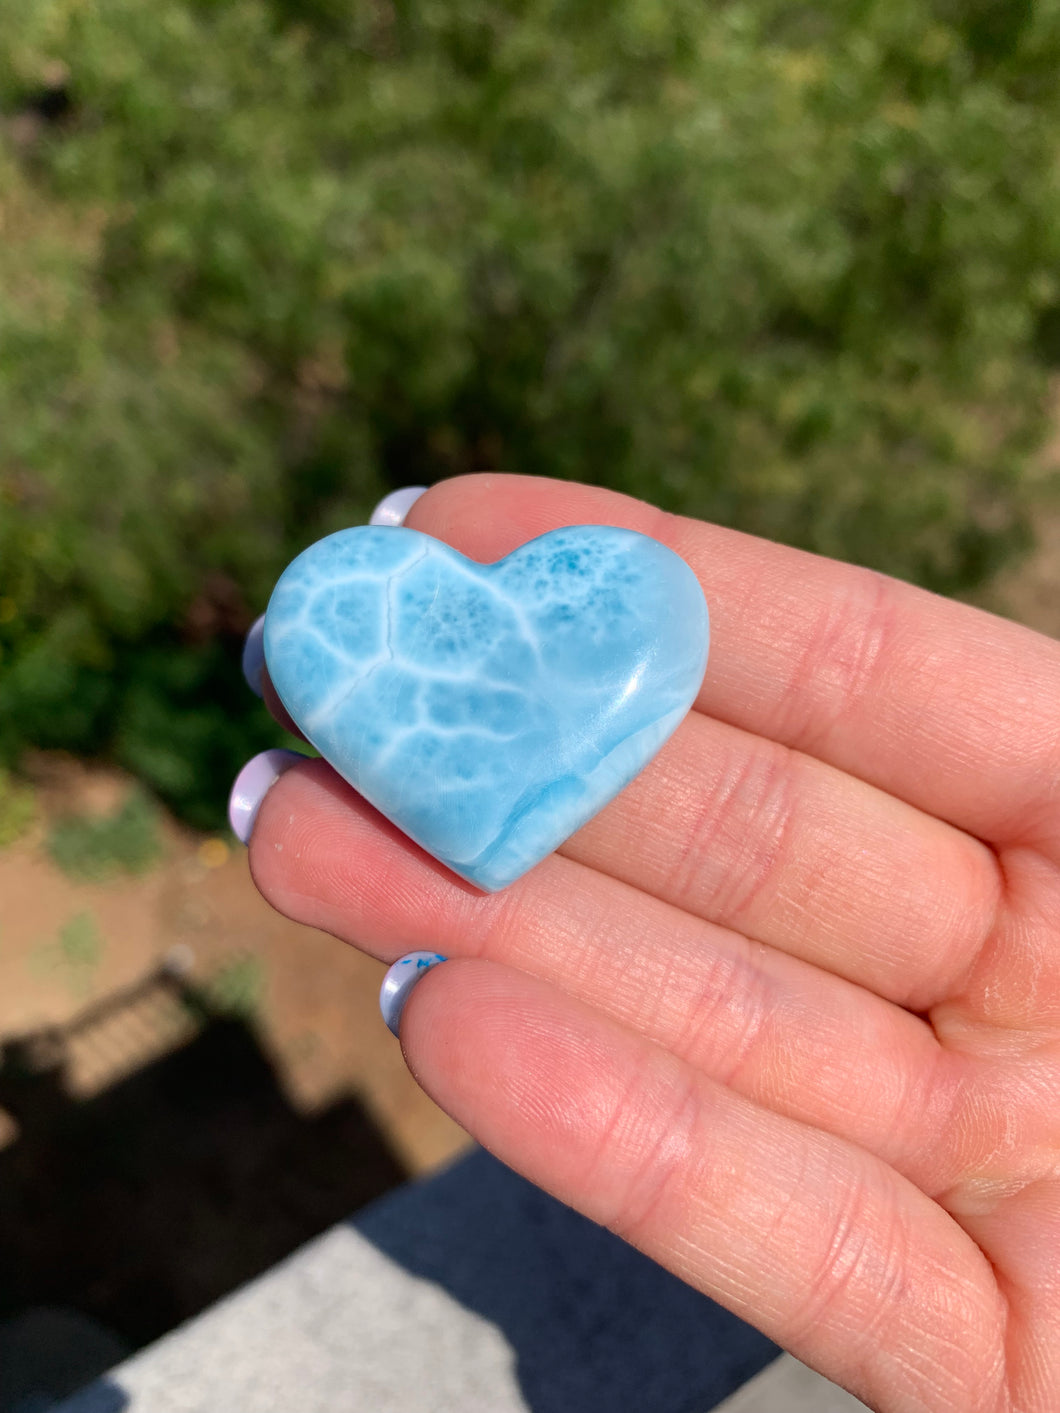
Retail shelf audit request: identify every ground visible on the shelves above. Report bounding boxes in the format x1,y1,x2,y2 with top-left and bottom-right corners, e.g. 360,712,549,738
0,753,468,1177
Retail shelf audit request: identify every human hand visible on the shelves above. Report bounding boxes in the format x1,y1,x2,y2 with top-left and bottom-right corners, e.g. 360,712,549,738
245,475,1060,1413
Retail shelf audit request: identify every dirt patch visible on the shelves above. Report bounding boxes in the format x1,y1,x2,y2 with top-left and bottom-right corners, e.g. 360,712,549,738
0,756,469,1176
0,756,470,1393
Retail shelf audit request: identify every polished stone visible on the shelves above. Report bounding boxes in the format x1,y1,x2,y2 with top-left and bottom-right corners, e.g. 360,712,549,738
264,525,709,891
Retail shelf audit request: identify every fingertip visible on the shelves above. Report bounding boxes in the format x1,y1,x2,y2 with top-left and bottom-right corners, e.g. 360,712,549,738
379,951,448,1036
395,958,588,1126
228,748,311,844
403,473,670,564
402,474,553,561
369,486,429,526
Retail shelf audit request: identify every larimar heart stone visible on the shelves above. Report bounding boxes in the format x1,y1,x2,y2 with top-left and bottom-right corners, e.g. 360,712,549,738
264,525,709,892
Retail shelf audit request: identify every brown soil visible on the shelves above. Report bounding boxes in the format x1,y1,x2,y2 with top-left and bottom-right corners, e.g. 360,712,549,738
0,754,469,1177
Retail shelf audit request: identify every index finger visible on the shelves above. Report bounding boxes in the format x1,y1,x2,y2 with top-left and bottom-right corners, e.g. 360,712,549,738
405,474,1060,857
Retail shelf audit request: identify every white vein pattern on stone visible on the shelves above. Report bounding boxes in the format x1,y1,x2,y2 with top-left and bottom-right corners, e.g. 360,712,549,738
263,524,709,892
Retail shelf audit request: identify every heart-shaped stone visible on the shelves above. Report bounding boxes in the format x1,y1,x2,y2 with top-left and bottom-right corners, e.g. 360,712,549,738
264,524,709,892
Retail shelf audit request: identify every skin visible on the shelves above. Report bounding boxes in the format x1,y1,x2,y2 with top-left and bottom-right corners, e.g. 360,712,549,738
249,474,1060,1413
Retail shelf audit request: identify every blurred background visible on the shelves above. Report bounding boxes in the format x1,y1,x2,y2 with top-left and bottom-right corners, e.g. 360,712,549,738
2,0,1060,1403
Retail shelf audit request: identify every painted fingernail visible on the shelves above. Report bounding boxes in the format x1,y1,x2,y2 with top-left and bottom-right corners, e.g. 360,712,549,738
369,486,428,527
379,951,448,1036
228,748,308,844
242,614,267,698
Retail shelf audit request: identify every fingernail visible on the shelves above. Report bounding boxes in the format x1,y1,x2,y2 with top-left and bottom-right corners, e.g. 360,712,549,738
228,748,308,844
369,486,428,527
241,614,267,697
379,951,448,1036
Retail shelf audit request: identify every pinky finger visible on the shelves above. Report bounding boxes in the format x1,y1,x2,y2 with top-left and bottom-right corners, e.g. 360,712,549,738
399,959,1006,1413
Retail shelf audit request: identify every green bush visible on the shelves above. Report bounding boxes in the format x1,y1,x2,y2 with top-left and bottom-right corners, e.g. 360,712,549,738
2,0,1059,824
200,955,266,1024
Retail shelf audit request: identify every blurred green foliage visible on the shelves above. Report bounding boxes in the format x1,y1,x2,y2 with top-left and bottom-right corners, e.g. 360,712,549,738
46,788,163,880
2,0,1060,824
30,910,106,997
0,767,36,846
198,955,267,1024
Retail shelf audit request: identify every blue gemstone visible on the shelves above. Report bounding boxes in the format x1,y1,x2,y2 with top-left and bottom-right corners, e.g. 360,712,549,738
264,525,709,892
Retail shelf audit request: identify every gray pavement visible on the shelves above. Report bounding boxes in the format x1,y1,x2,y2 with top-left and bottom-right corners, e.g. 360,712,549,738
51,1148,868,1413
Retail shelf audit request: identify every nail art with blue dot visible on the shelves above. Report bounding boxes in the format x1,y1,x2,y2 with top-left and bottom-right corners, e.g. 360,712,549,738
379,951,448,1036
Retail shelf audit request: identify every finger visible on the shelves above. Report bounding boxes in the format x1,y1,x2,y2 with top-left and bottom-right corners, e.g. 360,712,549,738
253,489,1003,1011
405,475,1060,859
256,650,1005,1016
249,762,966,1188
400,958,1008,1413
565,707,1001,1012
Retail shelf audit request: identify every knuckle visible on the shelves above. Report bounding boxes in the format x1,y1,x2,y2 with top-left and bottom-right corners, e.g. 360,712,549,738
588,1067,703,1243
780,571,902,752
784,1171,909,1346
666,736,802,925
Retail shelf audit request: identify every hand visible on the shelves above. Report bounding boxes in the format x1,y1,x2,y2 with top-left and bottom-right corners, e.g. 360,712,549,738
249,474,1060,1413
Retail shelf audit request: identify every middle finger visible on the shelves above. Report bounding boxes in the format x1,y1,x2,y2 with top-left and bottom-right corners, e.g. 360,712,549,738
561,707,1003,1013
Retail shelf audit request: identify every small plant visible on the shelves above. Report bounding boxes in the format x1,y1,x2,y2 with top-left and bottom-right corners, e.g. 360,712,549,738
31,910,106,997
46,789,163,882
0,769,36,847
200,955,265,1023
59,911,104,970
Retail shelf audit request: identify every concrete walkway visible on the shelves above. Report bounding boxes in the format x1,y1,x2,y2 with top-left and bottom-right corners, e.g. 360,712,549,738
53,1149,868,1413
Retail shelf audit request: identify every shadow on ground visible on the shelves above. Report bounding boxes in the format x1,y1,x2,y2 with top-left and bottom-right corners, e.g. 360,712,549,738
0,968,407,1411
359,1149,779,1413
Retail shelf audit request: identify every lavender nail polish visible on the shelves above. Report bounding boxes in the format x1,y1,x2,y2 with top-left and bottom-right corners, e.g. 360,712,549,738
369,487,428,528
241,614,267,698
379,951,447,1036
228,748,307,844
